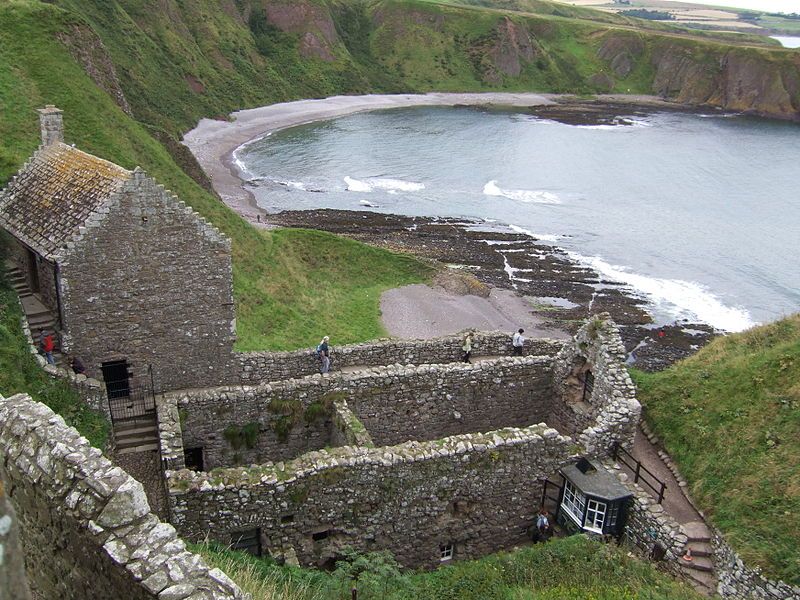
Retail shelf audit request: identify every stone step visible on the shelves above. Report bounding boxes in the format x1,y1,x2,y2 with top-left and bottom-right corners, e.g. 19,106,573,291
682,521,712,543
684,569,717,596
680,555,715,573
686,541,713,558
115,432,159,447
116,443,160,455
114,423,159,437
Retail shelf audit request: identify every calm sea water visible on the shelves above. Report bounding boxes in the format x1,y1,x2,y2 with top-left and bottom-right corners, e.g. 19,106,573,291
238,106,800,332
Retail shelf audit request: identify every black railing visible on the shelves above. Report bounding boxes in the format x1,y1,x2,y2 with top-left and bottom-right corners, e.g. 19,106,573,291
107,384,156,421
612,442,667,504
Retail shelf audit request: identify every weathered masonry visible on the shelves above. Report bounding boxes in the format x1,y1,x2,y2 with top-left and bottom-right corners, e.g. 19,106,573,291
0,392,245,599
161,317,642,569
0,107,236,393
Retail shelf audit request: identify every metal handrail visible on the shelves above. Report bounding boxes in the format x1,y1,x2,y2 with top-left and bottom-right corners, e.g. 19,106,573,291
612,442,667,504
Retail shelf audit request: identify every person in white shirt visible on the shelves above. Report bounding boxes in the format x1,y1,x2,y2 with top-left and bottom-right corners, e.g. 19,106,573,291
512,328,525,356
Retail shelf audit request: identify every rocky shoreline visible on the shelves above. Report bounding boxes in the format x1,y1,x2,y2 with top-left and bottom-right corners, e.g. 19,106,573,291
269,208,717,371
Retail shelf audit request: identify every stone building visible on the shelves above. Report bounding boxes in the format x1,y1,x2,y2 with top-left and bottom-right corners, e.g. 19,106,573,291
0,107,235,392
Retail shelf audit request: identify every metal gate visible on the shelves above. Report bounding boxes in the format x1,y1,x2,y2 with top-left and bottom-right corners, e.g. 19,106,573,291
106,365,156,423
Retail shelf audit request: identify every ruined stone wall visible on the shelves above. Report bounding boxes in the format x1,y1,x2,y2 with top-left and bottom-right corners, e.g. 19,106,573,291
171,356,555,469
552,315,640,455
712,529,800,600
237,332,564,384
0,393,246,600
330,399,374,448
168,424,577,569
57,169,236,392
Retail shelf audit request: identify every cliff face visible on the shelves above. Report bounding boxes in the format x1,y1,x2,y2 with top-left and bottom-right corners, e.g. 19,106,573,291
33,0,800,133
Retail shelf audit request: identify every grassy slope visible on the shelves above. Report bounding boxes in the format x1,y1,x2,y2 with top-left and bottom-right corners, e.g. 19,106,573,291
633,315,800,584
192,536,704,600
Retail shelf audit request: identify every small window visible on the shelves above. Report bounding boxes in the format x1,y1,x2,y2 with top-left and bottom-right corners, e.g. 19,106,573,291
585,499,607,533
607,503,620,528
582,370,595,402
440,543,454,562
280,514,295,524
228,529,261,557
312,529,331,542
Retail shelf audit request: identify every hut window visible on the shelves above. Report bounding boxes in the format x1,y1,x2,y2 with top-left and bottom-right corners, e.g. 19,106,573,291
607,503,620,528
582,370,595,402
585,499,607,533
440,543,454,562
561,480,586,526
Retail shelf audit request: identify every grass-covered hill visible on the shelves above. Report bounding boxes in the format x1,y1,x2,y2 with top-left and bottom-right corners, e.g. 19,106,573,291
633,315,800,585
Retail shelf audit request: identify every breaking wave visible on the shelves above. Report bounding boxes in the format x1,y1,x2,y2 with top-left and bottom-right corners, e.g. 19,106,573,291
344,176,425,193
483,181,561,205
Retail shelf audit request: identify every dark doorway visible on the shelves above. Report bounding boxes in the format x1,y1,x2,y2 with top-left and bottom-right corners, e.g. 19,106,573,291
102,360,130,400
26,248,40,293
228,529,262,557
184,447,204,472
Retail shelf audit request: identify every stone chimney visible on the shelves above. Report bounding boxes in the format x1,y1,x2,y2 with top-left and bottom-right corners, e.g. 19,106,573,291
37,105,64,146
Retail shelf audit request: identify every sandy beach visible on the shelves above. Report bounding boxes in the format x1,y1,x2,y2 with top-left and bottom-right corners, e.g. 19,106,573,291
182,92,671,223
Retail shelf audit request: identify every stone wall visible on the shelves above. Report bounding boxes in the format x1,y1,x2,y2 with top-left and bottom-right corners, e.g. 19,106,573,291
57,168,236,392
552,315,640,454
170,356,556,470
607,462,688,575
331,399,374,448
712,528,800,600
0,392,246,600
168,424,577,569
237,332,564,384
0,480,32,600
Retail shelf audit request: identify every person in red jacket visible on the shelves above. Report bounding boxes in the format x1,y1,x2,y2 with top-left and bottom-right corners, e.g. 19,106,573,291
40,331,55,365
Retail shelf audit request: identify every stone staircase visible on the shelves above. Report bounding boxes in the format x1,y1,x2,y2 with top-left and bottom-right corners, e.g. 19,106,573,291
679,520,718,595
6,262,64,367
113,415,160,455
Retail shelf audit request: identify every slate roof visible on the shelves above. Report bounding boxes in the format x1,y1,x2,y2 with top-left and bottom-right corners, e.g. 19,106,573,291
0,143,132,260
561,459,633,501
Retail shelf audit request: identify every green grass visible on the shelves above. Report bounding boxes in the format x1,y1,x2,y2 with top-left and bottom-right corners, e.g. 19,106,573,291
0,263,109,449
632,315,800,585
192,535,704,599
235,229,432,351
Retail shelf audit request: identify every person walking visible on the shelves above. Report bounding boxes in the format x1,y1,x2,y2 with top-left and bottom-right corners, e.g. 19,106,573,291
512,328,525,356
317,335,331,373
461,332,473,364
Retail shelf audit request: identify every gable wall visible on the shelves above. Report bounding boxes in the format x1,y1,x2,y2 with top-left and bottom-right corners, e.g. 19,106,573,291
57,172,235,391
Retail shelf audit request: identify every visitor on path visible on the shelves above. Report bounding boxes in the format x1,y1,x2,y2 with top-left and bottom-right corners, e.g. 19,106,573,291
462,333,473,363
70,356,86,375
536,507,550,535
317,336,331,373
40,330,55,365
512,328,525,356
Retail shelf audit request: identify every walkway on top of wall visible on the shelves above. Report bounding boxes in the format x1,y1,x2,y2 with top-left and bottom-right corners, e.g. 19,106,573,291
336,354,506,373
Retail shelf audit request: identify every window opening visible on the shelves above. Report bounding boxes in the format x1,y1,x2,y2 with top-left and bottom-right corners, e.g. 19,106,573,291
228,529,261,557
561,480,586,527
439,543,454,562
582,370,595,403
607,503,620,528
585,499,607,533
280,514,295,524
312,529,331,542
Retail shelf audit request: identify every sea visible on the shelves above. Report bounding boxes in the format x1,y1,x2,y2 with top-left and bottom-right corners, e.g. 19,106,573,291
236,106,800,333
